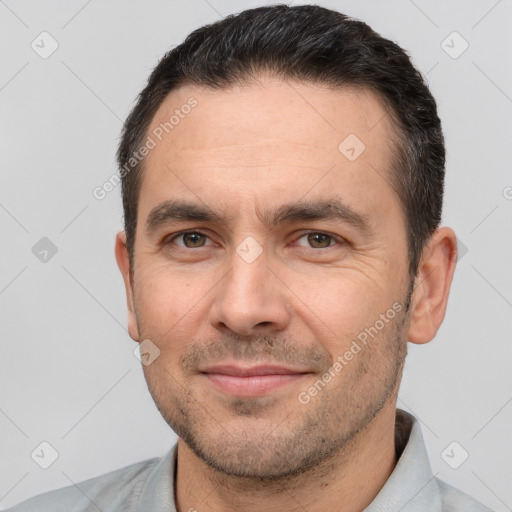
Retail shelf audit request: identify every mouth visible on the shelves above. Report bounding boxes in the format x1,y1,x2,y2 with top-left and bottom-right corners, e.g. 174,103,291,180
199,364,312,397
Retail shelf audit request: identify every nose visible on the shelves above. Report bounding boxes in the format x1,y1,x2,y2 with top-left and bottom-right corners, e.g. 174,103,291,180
208,246,291,337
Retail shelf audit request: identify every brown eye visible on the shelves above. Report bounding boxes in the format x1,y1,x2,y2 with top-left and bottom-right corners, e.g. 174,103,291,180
298,232,335,248
172,232,210,248
184,233,206,248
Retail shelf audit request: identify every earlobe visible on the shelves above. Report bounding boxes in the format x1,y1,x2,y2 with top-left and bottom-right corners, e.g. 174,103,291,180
114,230,140,342
407,227,458,345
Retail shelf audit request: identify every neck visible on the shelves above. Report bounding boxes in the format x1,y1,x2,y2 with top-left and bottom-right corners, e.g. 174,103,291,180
175,402,398,512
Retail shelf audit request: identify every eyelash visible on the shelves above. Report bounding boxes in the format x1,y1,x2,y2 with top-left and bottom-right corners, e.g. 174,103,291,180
164,229,346,250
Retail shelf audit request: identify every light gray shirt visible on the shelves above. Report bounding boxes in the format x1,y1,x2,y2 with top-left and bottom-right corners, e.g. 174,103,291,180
6,409,493,511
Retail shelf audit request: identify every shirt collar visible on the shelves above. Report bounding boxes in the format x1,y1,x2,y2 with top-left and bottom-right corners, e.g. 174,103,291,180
134,409,441,512
133,444,177,512
364,408,442,511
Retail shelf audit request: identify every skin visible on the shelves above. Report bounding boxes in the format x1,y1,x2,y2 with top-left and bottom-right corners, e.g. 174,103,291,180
115,76,457,512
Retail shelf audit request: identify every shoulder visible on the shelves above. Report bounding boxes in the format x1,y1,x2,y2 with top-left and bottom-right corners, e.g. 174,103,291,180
436,478,494,512
5,457,161,512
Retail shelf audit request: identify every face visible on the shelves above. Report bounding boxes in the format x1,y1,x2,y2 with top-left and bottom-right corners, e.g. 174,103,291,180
121,77,414,479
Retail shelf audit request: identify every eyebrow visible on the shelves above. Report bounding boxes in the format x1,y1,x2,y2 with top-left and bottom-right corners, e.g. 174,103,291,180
144,198,372,236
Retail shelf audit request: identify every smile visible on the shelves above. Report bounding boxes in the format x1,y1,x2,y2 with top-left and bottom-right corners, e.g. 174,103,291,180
200,364,311,397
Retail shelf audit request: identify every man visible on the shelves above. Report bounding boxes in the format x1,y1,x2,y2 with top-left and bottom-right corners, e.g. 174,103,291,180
7,4,493,511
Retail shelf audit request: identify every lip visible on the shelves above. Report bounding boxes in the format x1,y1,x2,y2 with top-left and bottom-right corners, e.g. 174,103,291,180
200,364,311,397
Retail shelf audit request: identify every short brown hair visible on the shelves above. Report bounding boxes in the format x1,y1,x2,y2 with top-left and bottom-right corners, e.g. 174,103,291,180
117,4,445,280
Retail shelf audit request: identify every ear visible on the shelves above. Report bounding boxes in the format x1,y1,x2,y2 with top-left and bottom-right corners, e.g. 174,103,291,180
115,230,140,342
407,227,458,344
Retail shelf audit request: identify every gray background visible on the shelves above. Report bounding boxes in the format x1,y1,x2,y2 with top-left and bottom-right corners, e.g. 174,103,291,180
0,0,511,510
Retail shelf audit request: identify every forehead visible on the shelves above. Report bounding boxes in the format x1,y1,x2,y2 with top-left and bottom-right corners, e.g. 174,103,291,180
148,77,392,159
138,76,400,229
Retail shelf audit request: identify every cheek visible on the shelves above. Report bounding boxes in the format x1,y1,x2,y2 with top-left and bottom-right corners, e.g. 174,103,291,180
291,269,397,353
134,265,212,340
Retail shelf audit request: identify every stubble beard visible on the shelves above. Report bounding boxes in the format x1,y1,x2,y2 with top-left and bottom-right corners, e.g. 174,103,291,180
140,300,410,485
